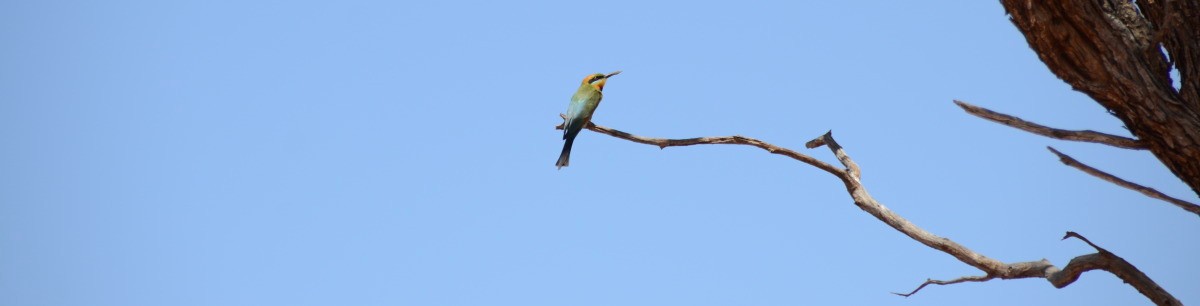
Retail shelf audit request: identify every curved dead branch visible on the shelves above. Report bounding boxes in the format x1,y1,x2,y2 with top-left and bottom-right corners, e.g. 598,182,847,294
555,119,1180,305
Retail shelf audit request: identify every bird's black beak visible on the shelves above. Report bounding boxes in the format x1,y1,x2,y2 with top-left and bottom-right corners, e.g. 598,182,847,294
604,71,622,79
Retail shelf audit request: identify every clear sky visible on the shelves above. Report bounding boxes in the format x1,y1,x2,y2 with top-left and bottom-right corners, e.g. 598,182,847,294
2,1,1197,305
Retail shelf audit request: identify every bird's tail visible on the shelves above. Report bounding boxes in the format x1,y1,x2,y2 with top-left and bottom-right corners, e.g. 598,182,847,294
556,136,575,169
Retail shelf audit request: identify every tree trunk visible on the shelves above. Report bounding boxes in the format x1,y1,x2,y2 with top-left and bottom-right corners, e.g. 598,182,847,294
999,0,1200,196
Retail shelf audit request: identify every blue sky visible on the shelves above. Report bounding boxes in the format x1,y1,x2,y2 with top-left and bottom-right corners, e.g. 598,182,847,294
2,1,1197,305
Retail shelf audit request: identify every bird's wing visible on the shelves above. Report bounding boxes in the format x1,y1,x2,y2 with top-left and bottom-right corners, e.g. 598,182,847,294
563,88,599,138
565,96,583,124
563,97,586,138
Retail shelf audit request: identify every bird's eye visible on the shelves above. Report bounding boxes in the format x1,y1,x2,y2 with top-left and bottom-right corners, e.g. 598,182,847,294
590,76,602,83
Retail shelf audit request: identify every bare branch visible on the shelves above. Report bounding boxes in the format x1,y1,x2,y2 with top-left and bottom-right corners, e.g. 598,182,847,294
558,119,1178,304
893,275,994,297
954,100,1147,150
1047,147,1200,217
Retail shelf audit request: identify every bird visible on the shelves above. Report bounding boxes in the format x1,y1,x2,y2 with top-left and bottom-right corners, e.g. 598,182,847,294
557,71,621,169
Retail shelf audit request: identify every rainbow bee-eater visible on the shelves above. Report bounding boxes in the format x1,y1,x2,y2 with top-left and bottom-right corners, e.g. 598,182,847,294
557,71,621,169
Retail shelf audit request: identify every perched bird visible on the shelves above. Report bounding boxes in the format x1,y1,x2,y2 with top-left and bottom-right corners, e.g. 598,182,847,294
557,71,621,169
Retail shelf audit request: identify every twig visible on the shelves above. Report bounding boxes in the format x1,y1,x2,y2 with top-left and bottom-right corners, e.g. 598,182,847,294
893,275,994,297
1047,146,1200,217
1062,231,1107,253
954,100,1147,150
